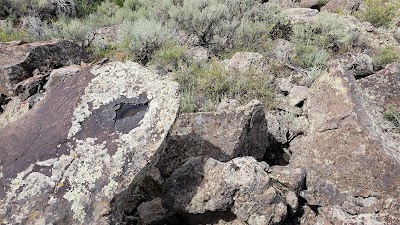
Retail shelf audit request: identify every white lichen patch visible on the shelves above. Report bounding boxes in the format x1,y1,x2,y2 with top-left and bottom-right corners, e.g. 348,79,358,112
2,61,180,224
16,172,53,200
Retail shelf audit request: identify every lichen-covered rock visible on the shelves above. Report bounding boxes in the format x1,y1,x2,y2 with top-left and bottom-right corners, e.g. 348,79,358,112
0,40,84,97
337,53,375,78
288,85,309,106
0,61,180,224
156,100,268,177
163,157,305,225
289,62,400,223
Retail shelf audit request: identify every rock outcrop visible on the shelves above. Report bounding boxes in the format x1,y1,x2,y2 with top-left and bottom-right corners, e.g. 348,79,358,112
359,63,400,111
157,100,268,177
289,62,400,224
163,157,306,225
0,61,180,224
0,40,84,97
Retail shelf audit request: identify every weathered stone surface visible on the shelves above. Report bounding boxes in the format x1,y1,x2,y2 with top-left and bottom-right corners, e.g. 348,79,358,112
44,65,82,91
340,53,375,77
157,100,268,177
163,157,305,225
137,198,170,225
265,111,309,144
359,63,400,111
284,8,319,23
289,63,400,223
288,85,309,106
321,0,362,13
298,0,319,8
0,97,31,129
0,39,84,97
221,52,270,75
0,61,180,224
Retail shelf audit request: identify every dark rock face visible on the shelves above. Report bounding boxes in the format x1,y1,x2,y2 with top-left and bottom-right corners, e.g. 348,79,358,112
0,61,180,224
157,100,268,177
359,63,400,111
0,40,84,97
289,63,400,224
162,157,305,225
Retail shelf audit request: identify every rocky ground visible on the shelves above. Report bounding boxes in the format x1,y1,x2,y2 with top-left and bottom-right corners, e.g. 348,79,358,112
0,0,400,225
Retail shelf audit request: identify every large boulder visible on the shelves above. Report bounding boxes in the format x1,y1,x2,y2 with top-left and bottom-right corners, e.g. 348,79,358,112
163,157,306,225
156,100,268,177
0,40,84,97
289,62,400,223
0,61,180,224
359,63,400,111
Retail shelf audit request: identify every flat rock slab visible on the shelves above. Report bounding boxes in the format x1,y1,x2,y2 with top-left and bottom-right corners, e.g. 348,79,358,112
0,39,83,96
157,100,268,177
0,61,180,224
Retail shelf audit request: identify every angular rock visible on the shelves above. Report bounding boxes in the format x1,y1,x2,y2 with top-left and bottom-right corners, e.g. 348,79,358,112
0,61,180,224
137,198,170,225
298,0,319,8
340,53,374,77
157,100,268,177
359,63,400,111
288,85,309,106
0,97,30,129
14,74,47,101
0,40,84,97
284,8,319,23
163,157,305,225
321,0,362,13
44,65,82,91
289,62,400,223
221,52,270,75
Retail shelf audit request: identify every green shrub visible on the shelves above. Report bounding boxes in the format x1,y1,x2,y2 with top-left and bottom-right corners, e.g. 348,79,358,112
291,12,354,52
168,0,228,46
374,45,400,68
20,16,55,41
0,24,26,42
174,61,275,112
383,106,400,133
289,44,330,69
355,0,399,28
156,0,287,52
152,44,188,70
118,18,174,63
54,17,96,46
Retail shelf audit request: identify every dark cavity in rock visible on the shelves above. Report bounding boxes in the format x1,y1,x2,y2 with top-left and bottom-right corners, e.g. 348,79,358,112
114,102,149,122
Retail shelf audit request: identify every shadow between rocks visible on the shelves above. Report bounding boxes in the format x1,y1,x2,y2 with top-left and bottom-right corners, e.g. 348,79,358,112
109,134,233,225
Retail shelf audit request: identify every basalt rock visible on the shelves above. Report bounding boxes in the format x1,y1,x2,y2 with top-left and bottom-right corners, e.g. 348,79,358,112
163,157,306,225
156,100,268,177
0,61,180,224
0,39,84,97
359,63,400,111
289,62,400,224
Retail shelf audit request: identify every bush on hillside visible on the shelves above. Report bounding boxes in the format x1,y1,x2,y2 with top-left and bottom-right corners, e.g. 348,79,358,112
374,45,400,68
151,0,287,52
291,12,354,52
383,106,400,133
289,44,330,69
175,61,275,112
355,0,399,28
118,18,174,64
